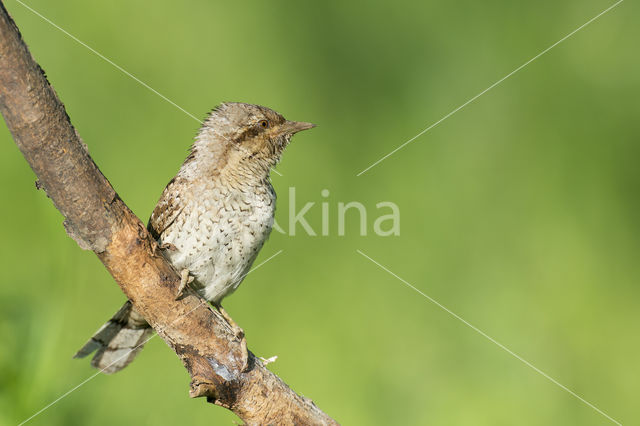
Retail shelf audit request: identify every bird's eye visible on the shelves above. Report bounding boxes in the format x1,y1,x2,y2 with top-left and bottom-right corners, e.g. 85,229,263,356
258,120,269,128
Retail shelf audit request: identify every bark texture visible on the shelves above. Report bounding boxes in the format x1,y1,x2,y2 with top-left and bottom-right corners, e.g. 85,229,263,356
0,3,337,425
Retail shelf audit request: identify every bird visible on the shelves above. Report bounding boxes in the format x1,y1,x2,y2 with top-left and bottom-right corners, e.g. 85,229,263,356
73,102,315,374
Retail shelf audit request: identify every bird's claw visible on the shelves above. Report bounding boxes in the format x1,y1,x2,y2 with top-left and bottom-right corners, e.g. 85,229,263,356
175,268,194,300
160,242,177,251
217,305,250,372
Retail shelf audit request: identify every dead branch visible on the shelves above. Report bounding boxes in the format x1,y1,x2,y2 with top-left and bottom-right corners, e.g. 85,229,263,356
0,3,337,425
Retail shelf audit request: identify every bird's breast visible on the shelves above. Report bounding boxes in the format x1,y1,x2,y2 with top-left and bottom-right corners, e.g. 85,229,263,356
160,184,276,303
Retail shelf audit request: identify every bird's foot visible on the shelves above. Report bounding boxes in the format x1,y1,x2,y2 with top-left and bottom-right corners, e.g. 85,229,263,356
160,242,177,251
217,305,249,372
175,268,194,300
151,241,176,257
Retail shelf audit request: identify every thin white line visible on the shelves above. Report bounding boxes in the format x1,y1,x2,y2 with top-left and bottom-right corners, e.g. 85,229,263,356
17,369,104,426
13,0,201,123
18,249,284,425
356,249,622,425
11,0,285,178
356,0,624,176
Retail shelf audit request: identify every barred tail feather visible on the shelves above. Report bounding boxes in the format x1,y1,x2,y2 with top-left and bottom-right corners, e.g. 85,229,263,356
74,301,153,374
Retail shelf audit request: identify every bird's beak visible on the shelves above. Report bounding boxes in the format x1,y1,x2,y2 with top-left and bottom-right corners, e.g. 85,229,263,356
282,120,316,135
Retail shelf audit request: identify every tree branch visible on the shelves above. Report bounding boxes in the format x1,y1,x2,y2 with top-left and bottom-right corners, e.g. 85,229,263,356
0,3,337,424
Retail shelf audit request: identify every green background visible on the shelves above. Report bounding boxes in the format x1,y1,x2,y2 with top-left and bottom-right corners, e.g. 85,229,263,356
1,0,638,424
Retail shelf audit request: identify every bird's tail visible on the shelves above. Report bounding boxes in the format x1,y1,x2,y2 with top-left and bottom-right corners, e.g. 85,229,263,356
73,301,153,374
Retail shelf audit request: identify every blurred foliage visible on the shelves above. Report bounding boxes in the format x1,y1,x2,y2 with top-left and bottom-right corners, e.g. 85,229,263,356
1,0,638,425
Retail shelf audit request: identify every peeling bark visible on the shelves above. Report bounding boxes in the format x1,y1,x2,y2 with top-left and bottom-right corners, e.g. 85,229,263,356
0,2,337,424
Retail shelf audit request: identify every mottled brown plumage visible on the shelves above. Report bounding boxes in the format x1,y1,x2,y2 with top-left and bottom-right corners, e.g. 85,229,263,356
75,102,314,373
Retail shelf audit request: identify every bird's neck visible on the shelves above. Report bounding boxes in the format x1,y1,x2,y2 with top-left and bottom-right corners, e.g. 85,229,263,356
178,143,273,192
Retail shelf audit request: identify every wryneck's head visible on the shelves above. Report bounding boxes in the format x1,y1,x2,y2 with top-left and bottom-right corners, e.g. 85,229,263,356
180,102,315,187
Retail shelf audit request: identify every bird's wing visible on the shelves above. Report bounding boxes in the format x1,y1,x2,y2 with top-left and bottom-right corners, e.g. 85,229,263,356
147,176,186,241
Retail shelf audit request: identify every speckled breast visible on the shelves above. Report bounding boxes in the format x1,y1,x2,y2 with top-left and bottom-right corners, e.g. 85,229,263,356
159,183,276,304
